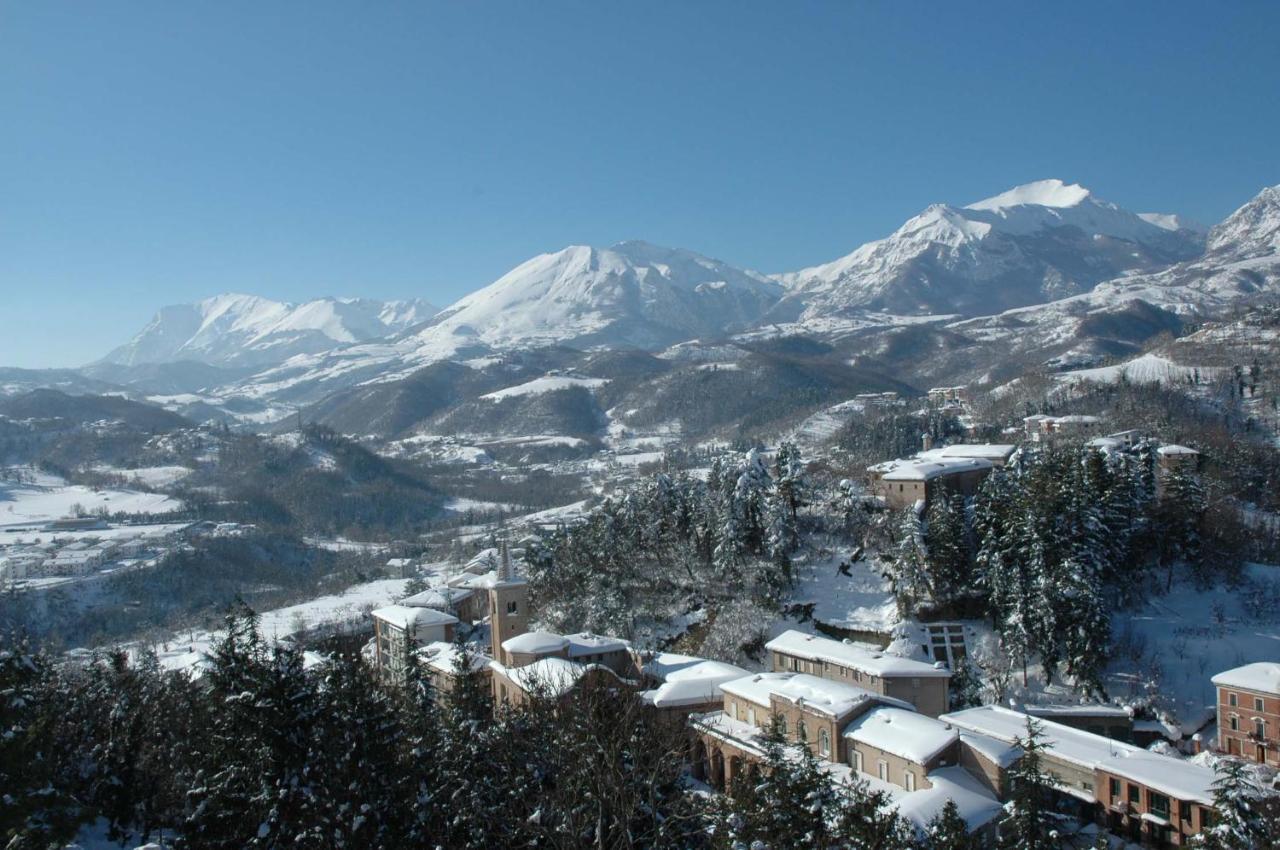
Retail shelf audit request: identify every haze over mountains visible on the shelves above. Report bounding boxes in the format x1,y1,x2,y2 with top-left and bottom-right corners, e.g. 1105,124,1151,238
5,178,1278,435
102,294,439,369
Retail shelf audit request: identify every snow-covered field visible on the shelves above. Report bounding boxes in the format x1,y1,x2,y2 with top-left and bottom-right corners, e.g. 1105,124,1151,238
480,375,608,401
1057,353,1225,386
92,464,192,487
0,469,183,528
791,551,898,634
135,576,417,675
1105,563,1280,732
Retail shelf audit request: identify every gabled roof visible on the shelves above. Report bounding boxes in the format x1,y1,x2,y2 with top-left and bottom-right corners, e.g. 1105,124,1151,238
766,630,951,678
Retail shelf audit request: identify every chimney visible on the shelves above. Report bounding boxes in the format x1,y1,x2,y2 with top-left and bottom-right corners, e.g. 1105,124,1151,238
500,541,513,580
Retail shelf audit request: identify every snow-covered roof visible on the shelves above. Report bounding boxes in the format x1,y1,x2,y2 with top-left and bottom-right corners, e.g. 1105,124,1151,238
417,641,489,675
371,604,458,632
1156,444,1199,456
923,444,1017,462
893,766,1005,836
941,706,1216,804
1023,703,1132,720
766,630,951,679
492,657,608,698
638,654,749,708
1212,661,1280,694
877,456,993,482
502,630,569,655
721,672,892,718
958,732,1022,768
401,585,475,609
565,632,630,657
842,707,958,764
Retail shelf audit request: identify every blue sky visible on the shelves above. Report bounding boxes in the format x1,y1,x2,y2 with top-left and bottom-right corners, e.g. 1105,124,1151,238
2,2,1278,368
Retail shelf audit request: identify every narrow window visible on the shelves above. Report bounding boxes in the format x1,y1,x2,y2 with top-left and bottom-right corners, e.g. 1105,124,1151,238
904,770,916,792
819,728,830,756
1229,693,1238,707
506,600,518,614
878,760,888,781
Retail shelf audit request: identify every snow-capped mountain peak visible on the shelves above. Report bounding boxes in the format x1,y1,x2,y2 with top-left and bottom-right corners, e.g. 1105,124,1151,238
101,294,439,368
406,241,783,359
1207,184,1280,256
965,178,1093,211
773,179,1206,317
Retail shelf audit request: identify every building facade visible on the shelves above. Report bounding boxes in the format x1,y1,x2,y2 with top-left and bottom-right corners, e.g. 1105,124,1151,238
1213,662,1280,767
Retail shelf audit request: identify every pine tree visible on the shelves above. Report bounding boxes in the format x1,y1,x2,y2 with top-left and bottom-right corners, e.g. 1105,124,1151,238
923,797,980,850
925,491,972,611
1000,719,1059,850
1194,758,1269,850
948,656,984,710
886,506,933,617
1,638,82,846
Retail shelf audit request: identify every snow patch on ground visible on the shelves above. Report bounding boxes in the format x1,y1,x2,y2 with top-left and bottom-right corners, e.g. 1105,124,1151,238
0,469,183,528
479,376,609,401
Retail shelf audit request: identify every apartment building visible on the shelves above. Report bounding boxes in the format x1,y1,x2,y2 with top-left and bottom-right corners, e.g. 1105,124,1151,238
689,671,1005,838
1213,662,1280,767
942,705,1217,846
766,630,951,716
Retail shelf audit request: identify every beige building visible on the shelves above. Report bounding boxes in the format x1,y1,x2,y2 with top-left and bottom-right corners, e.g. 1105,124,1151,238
765,630,951,717
867,456,994,511
370,605,459,682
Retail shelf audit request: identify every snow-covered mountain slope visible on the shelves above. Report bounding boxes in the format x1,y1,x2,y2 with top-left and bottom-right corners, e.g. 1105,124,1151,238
101,294,439,369
951,183,1280,369
775,179,1204,318
405,240,782,357
214,242,784,408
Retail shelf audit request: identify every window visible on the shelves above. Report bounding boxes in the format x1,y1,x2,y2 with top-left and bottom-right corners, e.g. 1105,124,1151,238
819,728,830,756
1230,715,1239,731
506,601,518,614
1128,784,1141,806
852,750,863,773
779,717,787,735
1150,792,1171,819
1256,697,1265,712
877,760,888,781
1229,693,1238,707
796,719,807,742
730,701,737,720
1180,801,1192,823
904,770,916,792
1256,719,1266,738
747,707,756,726
1110,778,1121,800
911,678,921,689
